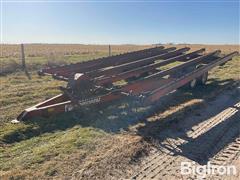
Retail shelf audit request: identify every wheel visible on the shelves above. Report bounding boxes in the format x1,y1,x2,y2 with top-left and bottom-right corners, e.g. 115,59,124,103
196,64,208,86
199,72,208,85
189,78,197,88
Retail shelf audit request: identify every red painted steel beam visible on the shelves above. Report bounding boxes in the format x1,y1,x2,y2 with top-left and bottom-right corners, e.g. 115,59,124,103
39,46,166,77
16,92,124,121
16,77,172,121
120,78,174,95
86,47,190,78
145,51,238,103
51,47,176,79
15,51,238,122
16,94,71,121
145,50,221,80
95,48,205,85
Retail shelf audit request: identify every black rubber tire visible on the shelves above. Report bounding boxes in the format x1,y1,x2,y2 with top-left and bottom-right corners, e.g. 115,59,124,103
199,72,208,85
195,64,208,85
189,78,197,88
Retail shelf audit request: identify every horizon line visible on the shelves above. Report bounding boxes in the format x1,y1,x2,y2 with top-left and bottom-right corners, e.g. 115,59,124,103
1,42,240,46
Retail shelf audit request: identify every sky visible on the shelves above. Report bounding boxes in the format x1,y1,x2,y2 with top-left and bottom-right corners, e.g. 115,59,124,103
1,0,239,44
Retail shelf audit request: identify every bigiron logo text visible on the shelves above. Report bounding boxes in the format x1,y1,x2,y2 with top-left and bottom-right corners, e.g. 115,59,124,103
181,161,237,178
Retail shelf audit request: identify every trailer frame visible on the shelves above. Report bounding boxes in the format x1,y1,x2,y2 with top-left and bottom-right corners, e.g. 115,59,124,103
14,47,238,122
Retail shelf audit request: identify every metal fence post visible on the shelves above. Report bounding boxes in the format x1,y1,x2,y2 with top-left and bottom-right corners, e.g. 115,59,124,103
20,44,31,79
21,44,26,70
109,45,111,56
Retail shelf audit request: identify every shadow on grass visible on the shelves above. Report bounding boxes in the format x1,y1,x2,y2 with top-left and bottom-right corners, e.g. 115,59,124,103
135,79,240,165
138,98,240,165
1,78,238,144
176,111,239,165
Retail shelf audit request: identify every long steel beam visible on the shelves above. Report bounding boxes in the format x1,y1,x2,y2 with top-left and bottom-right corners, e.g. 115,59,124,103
14,47,238,122
85,47,190,78
95,48,205,85
106,50,221,96
39,46,166,77
51,47,176,79
144,50,221,80
145,51,238,103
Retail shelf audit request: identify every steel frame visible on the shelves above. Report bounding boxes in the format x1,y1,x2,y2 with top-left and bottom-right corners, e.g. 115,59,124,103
15,47,238,121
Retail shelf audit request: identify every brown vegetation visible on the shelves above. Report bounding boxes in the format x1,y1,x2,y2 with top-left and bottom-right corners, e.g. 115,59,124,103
1,44,239,58
0,44,239,179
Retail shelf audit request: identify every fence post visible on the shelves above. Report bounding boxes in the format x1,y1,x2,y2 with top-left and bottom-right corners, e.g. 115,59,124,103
21,44,26,70
20,44,31,79
109,45,111,56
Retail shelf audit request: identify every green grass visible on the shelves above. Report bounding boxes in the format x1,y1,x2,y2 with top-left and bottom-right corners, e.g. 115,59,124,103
156,61,183,71
0,55,239,178
0,72,65,122
0,70,108,175
209,56,240,81
0,126,106,171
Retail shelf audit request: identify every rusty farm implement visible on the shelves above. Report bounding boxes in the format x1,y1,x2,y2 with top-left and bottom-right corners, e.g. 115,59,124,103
13,46,238,122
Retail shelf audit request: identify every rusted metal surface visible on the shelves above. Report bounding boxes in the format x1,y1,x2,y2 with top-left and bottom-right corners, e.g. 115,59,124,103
85,47,190,78
145,50,221,80
14,47,238,122
16,94,71,121
53,46,176,79
145,51,238,103
38,46,168,78
95,48,205,85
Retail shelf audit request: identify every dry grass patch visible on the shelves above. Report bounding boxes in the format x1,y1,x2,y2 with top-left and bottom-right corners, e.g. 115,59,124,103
0,45,238,179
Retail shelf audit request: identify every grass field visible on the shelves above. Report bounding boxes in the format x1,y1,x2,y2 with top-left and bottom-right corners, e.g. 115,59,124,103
1,44,154,75
1,44,239,75
0,44,239,179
